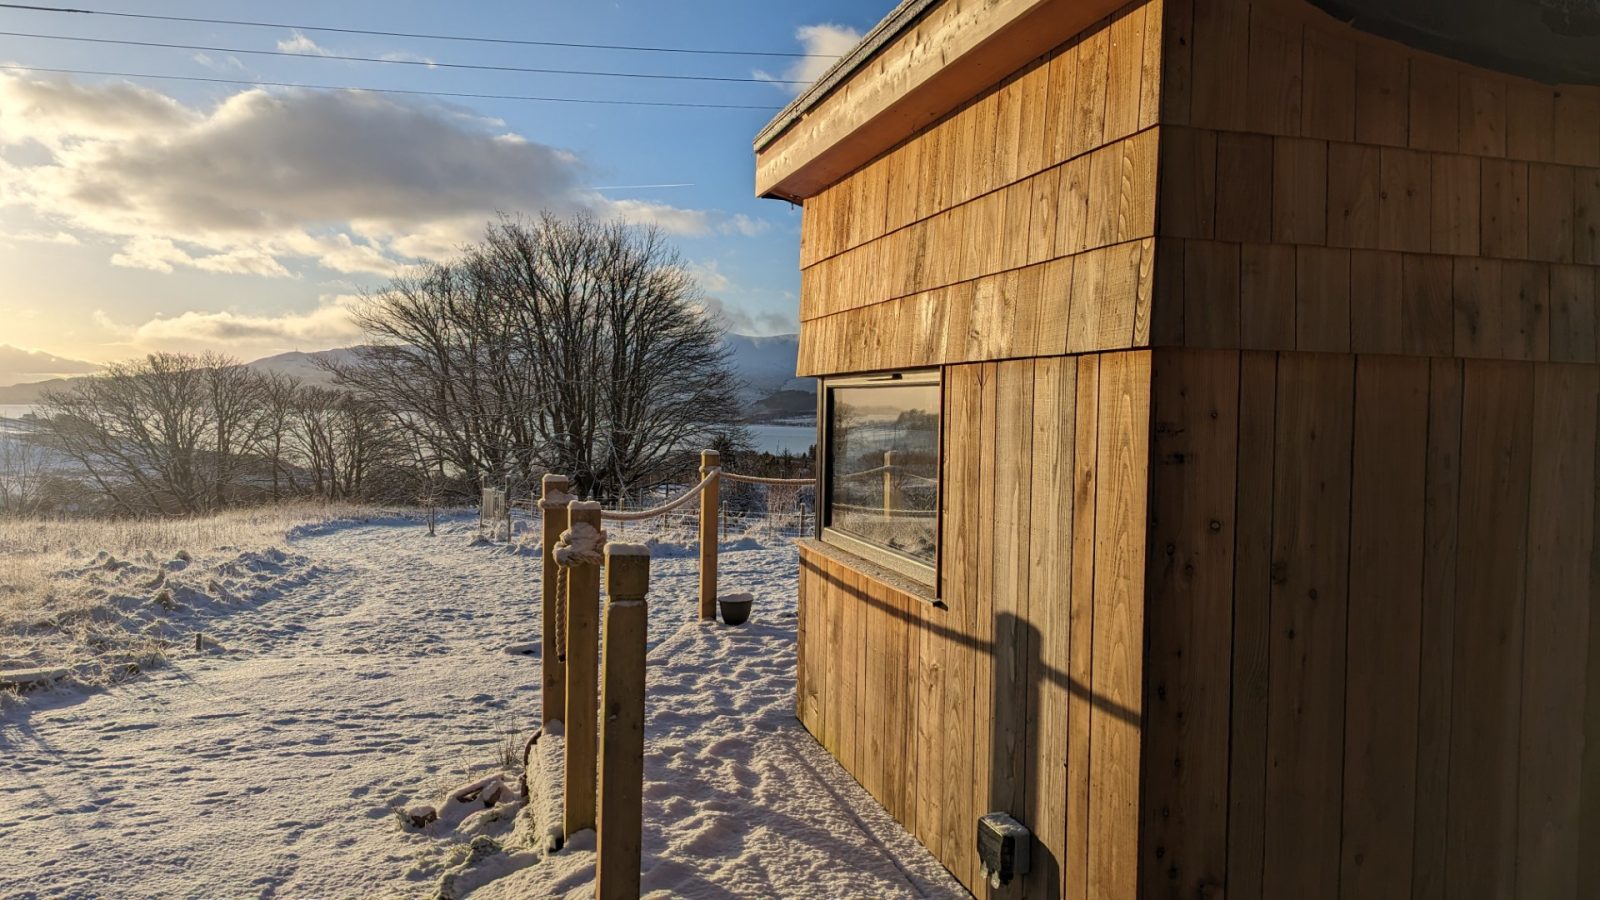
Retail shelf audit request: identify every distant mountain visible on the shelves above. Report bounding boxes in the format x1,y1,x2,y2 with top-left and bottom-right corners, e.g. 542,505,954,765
722,333,811,405
0,345,99,388
246,348,367,387
0,338,812,417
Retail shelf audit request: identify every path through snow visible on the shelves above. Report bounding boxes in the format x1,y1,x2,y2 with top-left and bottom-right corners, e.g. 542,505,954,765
0,516,964,898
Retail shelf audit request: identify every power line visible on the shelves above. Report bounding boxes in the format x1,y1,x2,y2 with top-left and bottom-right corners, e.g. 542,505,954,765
0,64,786,110
0,2,832,59
0,29,809,84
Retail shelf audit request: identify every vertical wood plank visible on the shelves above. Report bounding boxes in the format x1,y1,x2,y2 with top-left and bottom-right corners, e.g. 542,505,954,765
1410,358,1463,900
1459,73,1507,158
1430,154,1482,257
1551,265,1599,363
1528,163,1576,264
1262,352,1354,900
1246,7,1303,136
1159,127,1217,239
1355,42,1409,147
1024,357,1076,900
1064,354,1101,900
1301,27,1356,141
1184,240,1242,348
941,363,984,887
1240,243,1297,350
1446,360,1533,900
1575,167,1600,265
1227,350,1277,900
989,359,1035,895
1379,147,1432,253
1328,142,1381,249
1481,158,1530,260
1190,0,1249,132
1453,257,1505,358
1498,261,1551,362
1553,88,1600,168
1517,363,1598,900
1340,355,1428,900
1216,133,1275,244
1349,249,1403,355
1408,58,1460,152
1104,5,1146,142
1087,350,1150,900
1506,82,1557,163
1142,348,1237,899
1070,24,1111,160
1274,137,1329,245
1401,253,1455,357
1295,246,1351,353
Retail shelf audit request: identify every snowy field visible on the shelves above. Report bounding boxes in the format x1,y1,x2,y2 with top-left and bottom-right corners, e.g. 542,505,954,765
0,511,963,898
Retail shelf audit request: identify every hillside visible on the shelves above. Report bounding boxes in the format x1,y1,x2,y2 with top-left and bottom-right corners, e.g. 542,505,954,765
0,337,812,415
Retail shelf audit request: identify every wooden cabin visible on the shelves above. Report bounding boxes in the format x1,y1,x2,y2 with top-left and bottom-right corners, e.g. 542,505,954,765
755,0,1600,897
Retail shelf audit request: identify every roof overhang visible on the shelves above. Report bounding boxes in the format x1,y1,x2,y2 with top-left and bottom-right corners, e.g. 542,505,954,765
753,0,1128,203
1308,0,1600,87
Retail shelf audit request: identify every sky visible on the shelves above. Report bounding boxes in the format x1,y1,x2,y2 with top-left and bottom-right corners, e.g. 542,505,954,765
0,0,893,377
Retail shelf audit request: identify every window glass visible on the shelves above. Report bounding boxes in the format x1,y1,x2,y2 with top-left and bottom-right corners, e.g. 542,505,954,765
825,379,939,569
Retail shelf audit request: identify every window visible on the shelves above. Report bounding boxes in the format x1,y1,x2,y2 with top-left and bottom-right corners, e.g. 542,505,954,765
821,370,940,585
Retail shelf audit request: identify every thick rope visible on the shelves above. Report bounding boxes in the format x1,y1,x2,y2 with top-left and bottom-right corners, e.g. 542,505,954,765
597,470,718,521
554,565,568,663
720,471,817,486
551,520,605,662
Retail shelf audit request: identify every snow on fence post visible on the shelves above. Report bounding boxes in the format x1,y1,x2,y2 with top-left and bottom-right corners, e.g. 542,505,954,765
698,450,720,621
540,474,571,727
561,499,604,838
596,543,649,900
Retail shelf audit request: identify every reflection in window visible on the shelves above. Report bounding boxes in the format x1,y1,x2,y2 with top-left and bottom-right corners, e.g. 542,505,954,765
824,376,939,573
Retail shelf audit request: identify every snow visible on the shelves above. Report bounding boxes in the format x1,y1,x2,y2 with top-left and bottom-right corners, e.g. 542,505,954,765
0,512,964,898
604,541,651,557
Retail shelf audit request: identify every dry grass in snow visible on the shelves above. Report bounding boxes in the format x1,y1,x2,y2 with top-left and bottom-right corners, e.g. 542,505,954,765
0,503,375,693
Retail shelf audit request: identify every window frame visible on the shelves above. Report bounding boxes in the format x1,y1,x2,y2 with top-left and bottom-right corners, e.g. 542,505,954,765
817,368,942,590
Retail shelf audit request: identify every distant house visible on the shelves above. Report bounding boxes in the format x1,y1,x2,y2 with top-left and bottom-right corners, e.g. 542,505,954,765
756,0,1600,896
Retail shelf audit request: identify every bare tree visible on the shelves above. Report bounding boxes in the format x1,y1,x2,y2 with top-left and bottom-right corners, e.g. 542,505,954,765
0,425,51,516
337,214,744,501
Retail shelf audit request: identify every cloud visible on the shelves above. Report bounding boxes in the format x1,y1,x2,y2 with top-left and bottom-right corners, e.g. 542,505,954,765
129,294,366,347
0,71,763,280
0,229,79,245
697,295,798,335
276,32,331,56
754,24,862,95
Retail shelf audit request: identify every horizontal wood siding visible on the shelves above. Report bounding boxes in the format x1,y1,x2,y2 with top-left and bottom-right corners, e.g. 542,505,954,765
1153,0,1600,364
796,1,1165,376
795,349,1151,898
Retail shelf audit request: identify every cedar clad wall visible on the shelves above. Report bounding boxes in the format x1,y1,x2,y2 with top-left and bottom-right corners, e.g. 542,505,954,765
798,352,1153,899
1143,350,1600,900
795,0,1164,377
1155,0,1600,360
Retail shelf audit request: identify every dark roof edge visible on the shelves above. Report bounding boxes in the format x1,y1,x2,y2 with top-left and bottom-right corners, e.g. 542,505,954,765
753,0,942,153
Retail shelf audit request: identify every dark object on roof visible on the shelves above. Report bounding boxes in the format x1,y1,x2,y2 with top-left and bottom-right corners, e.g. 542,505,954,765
1309,0,1600,85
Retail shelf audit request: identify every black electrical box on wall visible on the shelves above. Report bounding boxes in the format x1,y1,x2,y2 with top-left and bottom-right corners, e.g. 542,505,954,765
977,812,1031,888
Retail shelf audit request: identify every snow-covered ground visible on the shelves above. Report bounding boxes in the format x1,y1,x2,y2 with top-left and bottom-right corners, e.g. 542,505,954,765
0,513,964,898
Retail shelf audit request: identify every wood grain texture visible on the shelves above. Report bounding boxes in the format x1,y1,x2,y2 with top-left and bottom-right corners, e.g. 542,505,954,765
1141,349,1236,899
1340,355,1427,899
1262,352,1353,900
1447,360,1533,899
1087,350,1150,900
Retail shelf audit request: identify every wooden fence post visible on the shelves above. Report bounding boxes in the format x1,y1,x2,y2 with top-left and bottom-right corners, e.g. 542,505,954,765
698,450,719,620
540,474,570,727
564,499,603,837
596,543,650,900
882,450,901,518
